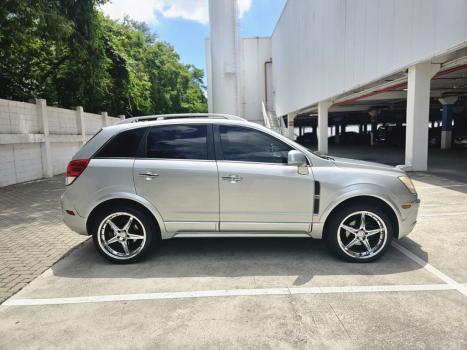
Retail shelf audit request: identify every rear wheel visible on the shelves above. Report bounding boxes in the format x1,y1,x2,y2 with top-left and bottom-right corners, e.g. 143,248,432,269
91,205,156,263
325,204,393,262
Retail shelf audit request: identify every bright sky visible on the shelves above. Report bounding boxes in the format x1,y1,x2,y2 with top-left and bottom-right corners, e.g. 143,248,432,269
101,0,287,79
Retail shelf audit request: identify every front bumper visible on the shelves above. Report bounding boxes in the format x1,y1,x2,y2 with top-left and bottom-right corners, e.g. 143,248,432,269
398,198,420,239
60,193,88,235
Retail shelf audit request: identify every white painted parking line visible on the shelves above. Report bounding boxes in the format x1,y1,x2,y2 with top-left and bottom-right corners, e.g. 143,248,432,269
392,242,467,297
1,284,456,306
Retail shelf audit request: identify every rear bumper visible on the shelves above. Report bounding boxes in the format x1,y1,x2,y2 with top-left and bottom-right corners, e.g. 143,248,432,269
60,193,88,235
398,198,420,239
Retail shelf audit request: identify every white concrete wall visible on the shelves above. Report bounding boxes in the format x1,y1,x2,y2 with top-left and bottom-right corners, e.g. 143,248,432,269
206,37,272,124
272,0,467,116
0,99,119,187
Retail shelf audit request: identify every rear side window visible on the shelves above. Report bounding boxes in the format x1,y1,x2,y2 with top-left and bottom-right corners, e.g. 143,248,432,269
95,128,146,158
146,125,208,160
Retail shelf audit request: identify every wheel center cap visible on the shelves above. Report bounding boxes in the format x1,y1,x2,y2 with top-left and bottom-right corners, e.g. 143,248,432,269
357,230,365,239
117,231,126,239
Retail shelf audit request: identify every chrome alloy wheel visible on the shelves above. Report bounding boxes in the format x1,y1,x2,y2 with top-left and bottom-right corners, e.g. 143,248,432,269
97,212,147,260
337,211,387,259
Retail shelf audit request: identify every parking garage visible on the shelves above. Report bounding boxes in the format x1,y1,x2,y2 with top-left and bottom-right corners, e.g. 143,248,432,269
290,60,467,180
207,0,467,177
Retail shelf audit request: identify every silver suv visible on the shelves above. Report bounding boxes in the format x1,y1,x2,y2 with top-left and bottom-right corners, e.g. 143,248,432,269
61,114,420,263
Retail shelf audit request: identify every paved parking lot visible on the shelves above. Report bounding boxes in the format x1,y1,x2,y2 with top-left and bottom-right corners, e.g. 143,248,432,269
0,177,86,303
1,172,467,349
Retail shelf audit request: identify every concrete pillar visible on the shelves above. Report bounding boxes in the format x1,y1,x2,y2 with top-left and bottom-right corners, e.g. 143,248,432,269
439,96,458,150
318,100,332,154
368,109,380,146
287,112,297,140
37,99,53,178
335,123,341,145
403,62,440,171
101,111,108,127
208,0,239,115
441,105,453,150
76,106,86,145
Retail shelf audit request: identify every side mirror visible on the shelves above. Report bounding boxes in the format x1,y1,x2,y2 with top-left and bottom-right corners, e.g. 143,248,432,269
288,150,307,167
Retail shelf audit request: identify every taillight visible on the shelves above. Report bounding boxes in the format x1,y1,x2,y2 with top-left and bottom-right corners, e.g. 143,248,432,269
66,159,90,185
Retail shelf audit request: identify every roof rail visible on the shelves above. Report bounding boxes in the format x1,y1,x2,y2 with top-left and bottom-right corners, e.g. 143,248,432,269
116,113,247,124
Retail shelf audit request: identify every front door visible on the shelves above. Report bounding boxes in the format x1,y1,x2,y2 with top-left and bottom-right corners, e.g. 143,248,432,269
215,125,314,232
133,124,219,233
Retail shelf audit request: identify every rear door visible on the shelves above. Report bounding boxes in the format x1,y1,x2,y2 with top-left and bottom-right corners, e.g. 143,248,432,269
133,123,219,233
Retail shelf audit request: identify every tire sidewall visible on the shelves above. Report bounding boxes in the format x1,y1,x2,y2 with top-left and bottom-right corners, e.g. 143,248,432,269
325,204,393,262
91,205,156,264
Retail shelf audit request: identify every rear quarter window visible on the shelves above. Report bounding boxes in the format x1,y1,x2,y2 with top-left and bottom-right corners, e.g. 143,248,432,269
94,128,147,158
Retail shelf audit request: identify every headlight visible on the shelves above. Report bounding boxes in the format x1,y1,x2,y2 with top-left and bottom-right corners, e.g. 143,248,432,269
398,176,417,194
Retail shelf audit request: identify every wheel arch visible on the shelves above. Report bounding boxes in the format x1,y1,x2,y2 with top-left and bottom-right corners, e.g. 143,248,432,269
86,198,163,239
322,195,400,239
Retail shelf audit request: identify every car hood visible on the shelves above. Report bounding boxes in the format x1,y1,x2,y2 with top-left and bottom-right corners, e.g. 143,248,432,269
331,156,405,174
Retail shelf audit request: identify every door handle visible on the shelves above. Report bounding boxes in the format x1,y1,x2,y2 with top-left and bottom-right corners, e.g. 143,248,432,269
222,175,243,183
138,172,159,179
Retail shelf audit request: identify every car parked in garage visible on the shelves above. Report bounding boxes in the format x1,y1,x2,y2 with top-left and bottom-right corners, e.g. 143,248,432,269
376,124,444,147
453,134,467,148
453,123,467,148
328,131,370,145
375,124,406,146
62,114,420,263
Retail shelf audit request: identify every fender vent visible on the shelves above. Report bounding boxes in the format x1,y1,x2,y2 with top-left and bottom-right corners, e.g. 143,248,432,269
313,181,320,214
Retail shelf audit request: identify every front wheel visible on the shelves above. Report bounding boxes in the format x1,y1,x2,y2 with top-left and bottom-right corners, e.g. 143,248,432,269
325,204,393,262
91,205,156,263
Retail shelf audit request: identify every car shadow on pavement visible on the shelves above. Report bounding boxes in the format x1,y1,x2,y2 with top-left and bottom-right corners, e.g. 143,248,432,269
52,237,428,286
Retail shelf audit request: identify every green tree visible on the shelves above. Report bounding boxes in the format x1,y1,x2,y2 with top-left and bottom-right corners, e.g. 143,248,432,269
0,0,207,116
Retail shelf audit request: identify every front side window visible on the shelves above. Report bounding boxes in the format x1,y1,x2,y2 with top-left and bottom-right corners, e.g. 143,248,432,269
146,124,208,160
219,125,292,164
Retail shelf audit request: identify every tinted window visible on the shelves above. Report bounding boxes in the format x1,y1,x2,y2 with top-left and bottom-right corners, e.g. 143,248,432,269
95,128,146,158
219,126,292,164
147,125,208,160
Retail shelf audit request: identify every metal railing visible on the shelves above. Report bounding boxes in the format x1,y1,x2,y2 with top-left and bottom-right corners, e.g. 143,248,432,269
262,101,287,135
117,113,247,124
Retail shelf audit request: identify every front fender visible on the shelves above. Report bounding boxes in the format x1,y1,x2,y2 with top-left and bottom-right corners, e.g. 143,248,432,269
311,183,402,239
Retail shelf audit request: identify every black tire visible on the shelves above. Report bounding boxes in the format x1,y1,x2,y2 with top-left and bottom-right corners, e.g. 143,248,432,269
91,205,158,264
325,204,393,262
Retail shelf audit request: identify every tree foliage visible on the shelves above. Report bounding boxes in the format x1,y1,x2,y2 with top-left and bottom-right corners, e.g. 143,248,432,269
0,0,207,116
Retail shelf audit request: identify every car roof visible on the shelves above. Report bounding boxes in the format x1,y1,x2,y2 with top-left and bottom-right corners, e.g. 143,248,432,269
103,117,255,133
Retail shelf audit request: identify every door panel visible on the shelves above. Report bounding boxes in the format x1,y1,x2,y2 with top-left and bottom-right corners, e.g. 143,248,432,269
218,161,314,229
133,159,219,226
215,124,314,232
